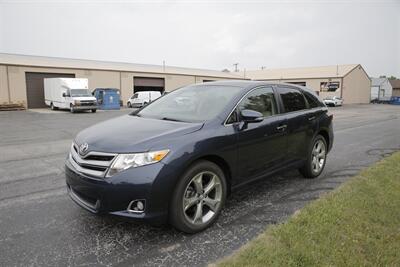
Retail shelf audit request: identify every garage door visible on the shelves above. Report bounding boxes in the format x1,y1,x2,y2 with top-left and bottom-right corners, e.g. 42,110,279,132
134,77,165,94
25,72,75,108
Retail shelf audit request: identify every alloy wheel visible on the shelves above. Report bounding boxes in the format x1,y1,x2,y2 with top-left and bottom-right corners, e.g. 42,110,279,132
311,139,326,173
182,171,222,225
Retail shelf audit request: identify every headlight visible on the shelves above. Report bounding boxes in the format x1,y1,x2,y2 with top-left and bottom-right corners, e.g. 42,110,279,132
106,149,169,177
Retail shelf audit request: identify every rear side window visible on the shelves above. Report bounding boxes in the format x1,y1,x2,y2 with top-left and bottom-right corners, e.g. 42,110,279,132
303,91,321,109
238,87,277,117
279,87,307,112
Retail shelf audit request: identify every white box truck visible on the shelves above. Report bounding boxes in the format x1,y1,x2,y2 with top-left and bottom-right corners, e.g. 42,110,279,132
44,78,98,113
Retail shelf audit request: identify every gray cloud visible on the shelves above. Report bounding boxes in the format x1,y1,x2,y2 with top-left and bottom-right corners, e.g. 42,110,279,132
0,0,399,77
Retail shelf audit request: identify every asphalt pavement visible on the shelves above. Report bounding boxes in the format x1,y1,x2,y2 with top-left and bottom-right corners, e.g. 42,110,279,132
0,104,399,266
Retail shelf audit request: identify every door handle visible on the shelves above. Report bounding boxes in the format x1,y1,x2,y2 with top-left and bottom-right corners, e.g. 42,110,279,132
308,116,316,121
276,124,287,131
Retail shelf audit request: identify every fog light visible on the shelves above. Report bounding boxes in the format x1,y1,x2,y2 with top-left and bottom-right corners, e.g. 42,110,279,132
127,199,146,213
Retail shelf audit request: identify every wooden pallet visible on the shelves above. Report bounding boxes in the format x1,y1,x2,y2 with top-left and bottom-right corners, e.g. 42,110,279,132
0,103,26,111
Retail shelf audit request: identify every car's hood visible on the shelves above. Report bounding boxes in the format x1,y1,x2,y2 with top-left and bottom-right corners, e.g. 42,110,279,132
75,115,204,153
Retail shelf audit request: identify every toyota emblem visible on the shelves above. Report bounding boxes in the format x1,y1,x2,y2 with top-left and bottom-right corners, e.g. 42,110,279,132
79,143,89,155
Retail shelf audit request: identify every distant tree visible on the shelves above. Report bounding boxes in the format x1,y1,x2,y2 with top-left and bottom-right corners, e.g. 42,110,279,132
221,69,230,72
379,75,397,80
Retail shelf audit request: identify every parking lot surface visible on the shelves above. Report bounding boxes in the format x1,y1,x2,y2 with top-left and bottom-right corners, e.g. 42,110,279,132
0,105,399,266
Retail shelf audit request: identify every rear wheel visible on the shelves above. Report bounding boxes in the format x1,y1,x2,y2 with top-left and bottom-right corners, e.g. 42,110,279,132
50,103,57,110
169,160,227,233
299,135,327,179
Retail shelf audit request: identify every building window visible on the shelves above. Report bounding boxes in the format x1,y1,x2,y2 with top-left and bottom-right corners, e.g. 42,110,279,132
320,82,340,92
288,81,306,86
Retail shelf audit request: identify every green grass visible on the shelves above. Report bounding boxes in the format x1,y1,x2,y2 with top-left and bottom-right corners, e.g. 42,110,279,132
217,152,400,267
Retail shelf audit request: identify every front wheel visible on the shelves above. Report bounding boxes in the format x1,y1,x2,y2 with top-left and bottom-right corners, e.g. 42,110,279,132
91,109,97,113
70,105,75,113
127,102,132,108
169,161,227,233
299,135,327,179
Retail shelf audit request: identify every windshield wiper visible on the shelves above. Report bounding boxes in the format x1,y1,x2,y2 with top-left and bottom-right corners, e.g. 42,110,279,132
161,117,183,122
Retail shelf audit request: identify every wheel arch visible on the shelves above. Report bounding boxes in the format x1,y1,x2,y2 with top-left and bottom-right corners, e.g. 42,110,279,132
317,129,330,150
187,154,233,195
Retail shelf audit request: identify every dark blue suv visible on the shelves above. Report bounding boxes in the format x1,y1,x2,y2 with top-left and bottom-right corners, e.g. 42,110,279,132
65,81,333,233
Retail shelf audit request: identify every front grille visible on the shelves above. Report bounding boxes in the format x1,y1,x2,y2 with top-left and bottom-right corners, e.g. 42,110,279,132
80,101,96,106
69,143,116,178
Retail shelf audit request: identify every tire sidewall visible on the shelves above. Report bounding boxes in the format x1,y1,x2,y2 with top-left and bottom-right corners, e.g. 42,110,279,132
170,160,227,233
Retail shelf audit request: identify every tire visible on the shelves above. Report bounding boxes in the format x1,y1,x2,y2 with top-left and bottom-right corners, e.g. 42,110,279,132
50,103,55,110
144,102,148,106
91,109,97,113
70,105,75,113
299,135,327,179
127,102,132,108
169,160,227,233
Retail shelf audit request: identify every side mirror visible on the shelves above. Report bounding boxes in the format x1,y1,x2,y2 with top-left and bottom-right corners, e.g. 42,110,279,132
240,109,264,123
62,92,69,97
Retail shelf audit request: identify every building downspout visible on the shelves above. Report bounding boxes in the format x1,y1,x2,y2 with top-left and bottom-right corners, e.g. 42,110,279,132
340,77,343,98
6,66,11,103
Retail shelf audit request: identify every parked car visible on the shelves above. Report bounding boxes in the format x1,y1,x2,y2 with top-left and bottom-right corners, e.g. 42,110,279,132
323,96,343,107
44,78,97,113
66,81,333,233
127,91,161,108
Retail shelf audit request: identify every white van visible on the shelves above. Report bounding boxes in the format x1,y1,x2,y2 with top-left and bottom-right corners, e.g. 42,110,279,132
127,91,162,108
44,78,98,113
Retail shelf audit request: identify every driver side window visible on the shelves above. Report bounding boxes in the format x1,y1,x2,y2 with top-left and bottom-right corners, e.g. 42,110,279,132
238,87,277,118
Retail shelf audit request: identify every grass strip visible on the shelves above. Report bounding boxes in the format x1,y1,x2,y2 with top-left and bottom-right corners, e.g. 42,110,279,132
217,152,400,267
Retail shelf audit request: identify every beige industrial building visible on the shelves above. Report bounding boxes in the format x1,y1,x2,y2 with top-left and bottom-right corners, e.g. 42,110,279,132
0,53,244,109
242,64,371,104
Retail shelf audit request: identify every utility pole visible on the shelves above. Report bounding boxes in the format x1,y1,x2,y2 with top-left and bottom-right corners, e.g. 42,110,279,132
233,63,239,72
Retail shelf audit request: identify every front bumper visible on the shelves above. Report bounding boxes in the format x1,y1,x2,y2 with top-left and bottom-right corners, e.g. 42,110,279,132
131,102,144,108
65,159,177,223
72,105,98,110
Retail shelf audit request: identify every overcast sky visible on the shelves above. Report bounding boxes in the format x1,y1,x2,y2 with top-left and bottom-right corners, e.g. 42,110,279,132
0,0,399,77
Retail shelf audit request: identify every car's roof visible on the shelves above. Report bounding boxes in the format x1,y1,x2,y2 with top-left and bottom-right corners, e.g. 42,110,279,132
197,80,274,88
196,80,317,95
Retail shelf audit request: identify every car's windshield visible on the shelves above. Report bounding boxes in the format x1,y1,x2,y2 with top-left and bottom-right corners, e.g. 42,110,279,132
135,85,242,122
70,89,92,97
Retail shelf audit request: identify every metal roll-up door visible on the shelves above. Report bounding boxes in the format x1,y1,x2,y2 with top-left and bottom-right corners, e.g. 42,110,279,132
25,72,75,108
133,77,165,93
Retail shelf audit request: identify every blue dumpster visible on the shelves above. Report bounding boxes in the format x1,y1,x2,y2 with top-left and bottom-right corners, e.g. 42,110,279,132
93,88,121,110
390,96,400,105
